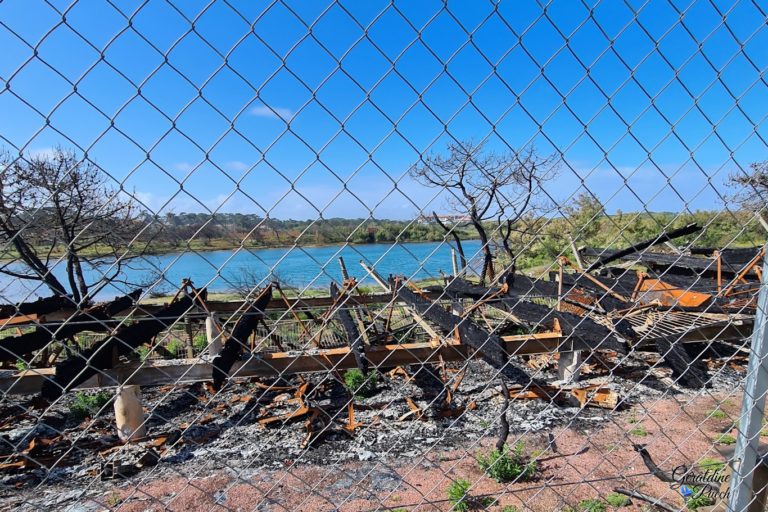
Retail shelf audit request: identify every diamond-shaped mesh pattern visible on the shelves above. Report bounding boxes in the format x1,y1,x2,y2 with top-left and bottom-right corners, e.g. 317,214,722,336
0,1,767,510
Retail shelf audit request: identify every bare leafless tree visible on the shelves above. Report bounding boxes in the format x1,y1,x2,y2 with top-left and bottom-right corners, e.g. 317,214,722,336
410,141,557,283
731,161,768,212
0,147,145,304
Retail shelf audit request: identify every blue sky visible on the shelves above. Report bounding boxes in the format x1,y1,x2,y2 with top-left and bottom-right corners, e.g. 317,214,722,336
0,0,766,220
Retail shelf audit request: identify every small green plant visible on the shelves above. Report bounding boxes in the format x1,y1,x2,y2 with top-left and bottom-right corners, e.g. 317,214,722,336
446,479,491,512
604,492,630,508
343,369,379,398
134,345,150,361
164,339,185,358
709,409,728,420
105,493,122,507
70,391,112,420
501,506,520,512
193,334,208,352
715,433,736,445
14,359,28,371
579,499,606,512
479,419,490,429
686,490,715,510
476,442,537,483
697,457,725,472
447,479,472,512
629,425,647,437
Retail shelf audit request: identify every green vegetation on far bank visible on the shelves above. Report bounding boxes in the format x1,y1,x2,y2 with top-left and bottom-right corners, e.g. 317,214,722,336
2,209,764,279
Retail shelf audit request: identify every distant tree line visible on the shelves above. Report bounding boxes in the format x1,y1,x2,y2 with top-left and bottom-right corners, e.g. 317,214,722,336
152,214,475,249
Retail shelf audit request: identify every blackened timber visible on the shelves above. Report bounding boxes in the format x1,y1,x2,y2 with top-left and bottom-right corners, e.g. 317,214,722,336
553,273,629,312
0,290,142,362
690,246,761,264
0,295,76,320
506,274,560,298
584,223,702,272
581,248,720,275
444,277,629,352
41,291,206,399
330,283,367,374
653,337,708,389
211,285,273,390
23,291,446,326
394,281,530,383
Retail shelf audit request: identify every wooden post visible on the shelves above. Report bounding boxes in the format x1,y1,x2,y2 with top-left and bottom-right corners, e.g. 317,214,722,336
556,258,564,312
451,249,459,277
556,259,582,383
568,235,585,270
338,258,370,346
338,256,350,281
359,260,391,292
114,385,146,443
205,314,222,356
557,350,582,384
184,317,194,359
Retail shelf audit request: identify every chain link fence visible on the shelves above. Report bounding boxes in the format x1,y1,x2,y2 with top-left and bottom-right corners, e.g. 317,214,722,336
1,0,767,510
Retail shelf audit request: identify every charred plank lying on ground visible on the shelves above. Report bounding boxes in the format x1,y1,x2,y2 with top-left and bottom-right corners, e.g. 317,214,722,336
330,282,367,374
584,223,701,272
41,291,207,400
444,277,630,352
0,290,142,362
211,285,273,390
0,295,77,320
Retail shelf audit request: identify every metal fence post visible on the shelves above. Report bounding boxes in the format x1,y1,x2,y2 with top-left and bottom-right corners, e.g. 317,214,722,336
729,245,768,511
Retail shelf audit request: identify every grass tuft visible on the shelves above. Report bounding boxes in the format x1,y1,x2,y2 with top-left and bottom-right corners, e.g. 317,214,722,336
476,442,537,483
70,391,112,421
343,369,379,398
605,492,630,508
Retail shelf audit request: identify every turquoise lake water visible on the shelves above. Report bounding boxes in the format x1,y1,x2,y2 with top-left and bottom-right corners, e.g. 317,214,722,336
0,240,484,301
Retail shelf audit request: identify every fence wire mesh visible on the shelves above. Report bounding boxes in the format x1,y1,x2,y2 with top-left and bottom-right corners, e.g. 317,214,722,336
0,0,767,511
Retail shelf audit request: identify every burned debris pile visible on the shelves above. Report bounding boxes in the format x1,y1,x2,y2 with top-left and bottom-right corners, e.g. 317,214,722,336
0,231,761,485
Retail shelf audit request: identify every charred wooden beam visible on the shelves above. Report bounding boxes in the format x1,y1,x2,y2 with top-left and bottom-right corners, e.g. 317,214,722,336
584,223,701,272
690,246,761,266
16,291,445,326
444,277,629,352
41,290,206,400
581,248,722,276
506,273,560,298
211,285,273,390
393,280,531,383
0,295,76,320
653,337,708,389
0,290,142,362
555,272,634,311
330,282,367,374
